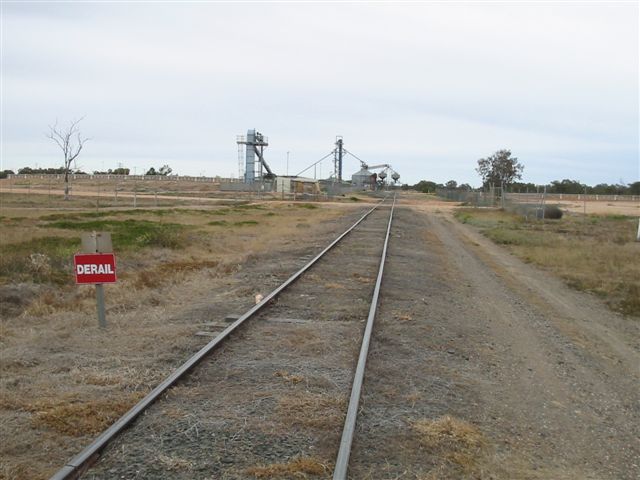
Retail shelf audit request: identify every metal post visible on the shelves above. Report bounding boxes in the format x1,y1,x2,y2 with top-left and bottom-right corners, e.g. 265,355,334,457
286,151,289,176
337,138,343,182
96,284,106,328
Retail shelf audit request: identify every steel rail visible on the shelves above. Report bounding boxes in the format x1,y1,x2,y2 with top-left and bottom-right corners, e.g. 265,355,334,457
50,198,389,480
333,194,396,480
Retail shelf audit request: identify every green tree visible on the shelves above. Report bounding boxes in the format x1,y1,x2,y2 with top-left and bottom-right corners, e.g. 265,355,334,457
476,149,524,188
413,180,439,193
146,165,172,176
548,179,585,194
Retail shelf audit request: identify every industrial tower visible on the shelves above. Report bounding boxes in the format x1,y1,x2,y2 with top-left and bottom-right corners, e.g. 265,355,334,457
236,130,274,184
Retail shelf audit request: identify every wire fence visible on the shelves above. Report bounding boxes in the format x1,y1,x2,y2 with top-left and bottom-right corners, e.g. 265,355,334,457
437,187,639,220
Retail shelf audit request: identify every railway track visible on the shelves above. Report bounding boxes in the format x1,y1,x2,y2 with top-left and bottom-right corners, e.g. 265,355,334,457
51,195,396,480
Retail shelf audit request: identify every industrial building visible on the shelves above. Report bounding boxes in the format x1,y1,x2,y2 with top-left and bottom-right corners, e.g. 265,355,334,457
235,130,399,193
275,176,320,195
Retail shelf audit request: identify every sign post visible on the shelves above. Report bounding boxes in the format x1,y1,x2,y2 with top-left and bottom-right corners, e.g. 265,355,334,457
96,283,107,328
76,232,116,328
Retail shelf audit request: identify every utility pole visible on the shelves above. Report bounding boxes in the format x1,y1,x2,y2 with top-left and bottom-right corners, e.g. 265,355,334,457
287,151,290,176
337,137,343,182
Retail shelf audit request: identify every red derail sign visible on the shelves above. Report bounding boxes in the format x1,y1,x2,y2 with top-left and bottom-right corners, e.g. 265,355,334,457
74,253,117,284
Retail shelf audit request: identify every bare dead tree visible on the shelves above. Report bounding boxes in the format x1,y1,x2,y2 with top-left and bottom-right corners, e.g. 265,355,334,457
47,118,90,200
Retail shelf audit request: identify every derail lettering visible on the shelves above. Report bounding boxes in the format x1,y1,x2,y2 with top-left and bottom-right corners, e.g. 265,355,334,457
74,253,117,284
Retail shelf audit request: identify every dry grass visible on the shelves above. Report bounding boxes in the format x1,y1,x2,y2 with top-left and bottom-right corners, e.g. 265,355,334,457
393,311,413,322
455,209,640,316
0,196,355,479
351,272,373,284
273,370,305,384
23,290,87,316
245,457,329,478
1,392,145,436
277,393,345,430
156,454,194,471
414,415,487,474
0,201,344,316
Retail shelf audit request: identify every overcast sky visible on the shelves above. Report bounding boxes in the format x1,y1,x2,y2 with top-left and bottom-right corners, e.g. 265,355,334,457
1,1,638,186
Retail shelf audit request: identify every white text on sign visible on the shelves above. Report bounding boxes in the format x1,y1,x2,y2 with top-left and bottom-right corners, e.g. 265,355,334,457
76,264,115,275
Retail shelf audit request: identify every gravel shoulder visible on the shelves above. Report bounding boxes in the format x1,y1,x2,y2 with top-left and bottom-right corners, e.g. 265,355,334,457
348,206,638,479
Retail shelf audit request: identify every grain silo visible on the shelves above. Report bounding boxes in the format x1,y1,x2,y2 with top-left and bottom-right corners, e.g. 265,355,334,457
351,167,375,189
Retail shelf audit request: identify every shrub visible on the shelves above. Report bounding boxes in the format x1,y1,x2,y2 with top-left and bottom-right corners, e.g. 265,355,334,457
536,205,563,219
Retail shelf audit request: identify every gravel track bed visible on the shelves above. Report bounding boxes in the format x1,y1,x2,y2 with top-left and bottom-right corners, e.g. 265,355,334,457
83,205,393,479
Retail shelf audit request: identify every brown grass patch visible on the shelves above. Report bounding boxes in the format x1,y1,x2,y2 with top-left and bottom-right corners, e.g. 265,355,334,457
160,406,188,419
79,372,123,386
414,415,487,473
280,328,320,350
404,391,422,407
277,393,345,430
24,290,87,316
156,454,194,471
393,311,413,322
4,392,146,436
351,272,373,284
455,209,640,316
274,370,305,384
0,463,41,480
134,259,222,289
324,282,346,289
245,457,329,478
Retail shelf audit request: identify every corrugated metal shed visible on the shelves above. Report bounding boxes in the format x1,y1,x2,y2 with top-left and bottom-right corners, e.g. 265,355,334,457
351,168,375,188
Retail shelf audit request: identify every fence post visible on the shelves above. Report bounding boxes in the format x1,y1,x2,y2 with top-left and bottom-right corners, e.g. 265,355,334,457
540,185,547,220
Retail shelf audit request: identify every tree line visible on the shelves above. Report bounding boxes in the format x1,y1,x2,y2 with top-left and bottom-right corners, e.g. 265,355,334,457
406,149,639,196
408,179,639,196
2,165,173,177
